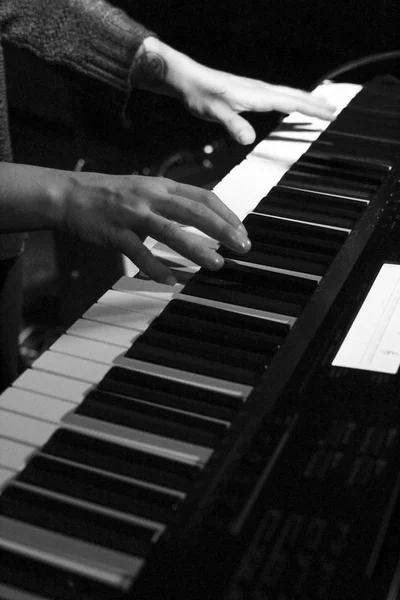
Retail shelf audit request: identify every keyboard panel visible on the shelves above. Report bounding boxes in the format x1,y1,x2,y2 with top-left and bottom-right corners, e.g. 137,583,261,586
3,78,400,599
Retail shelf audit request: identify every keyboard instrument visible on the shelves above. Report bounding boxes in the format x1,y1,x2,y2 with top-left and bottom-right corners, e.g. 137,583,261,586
2,76,400,600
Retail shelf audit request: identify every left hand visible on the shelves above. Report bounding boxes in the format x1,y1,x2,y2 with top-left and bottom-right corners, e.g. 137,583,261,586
132,37,336,145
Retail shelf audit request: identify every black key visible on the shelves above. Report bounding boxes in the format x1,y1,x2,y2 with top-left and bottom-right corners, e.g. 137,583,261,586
280,156,380,200
100,366,241,421
0,486,153,556
76,389,226,447
182,262,317,316
307,131,395,170
17,455,181,522
150,300,286,353
331,108,400,144
254,185,366,230
41,429,199,492
0,548,121,600
221,213,347,275
162,300,290,339
127,330,270,385
351,84,400,116
300,154,386,183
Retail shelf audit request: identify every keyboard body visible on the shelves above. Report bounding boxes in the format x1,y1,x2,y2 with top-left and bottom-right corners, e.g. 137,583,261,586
1,77,400,600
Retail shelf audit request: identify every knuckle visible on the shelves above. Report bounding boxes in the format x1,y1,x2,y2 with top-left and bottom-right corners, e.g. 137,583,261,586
201,190,218,207
160,219,178,241
190,201,209,220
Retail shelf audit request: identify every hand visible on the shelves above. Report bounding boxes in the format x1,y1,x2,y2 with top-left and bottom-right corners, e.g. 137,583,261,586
180,66,337,145
132,37,336,145
62,172,250,284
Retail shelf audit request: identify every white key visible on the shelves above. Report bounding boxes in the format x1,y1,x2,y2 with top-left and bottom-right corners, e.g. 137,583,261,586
311,82,362,112
68,318,140,347
251,134,315,165
83,303,154,332
97,289,167,315
0,437,36,471
0,466,17,488
0,388,75,421
0,411,57,447
50,334,124,364
152,243,199,273
113,276,183,300
33,351,110,384
213,157,289,220
13,370,91,403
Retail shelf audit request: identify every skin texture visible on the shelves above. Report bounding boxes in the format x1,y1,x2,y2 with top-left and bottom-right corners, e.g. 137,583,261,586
0,164,250,285
131,37,336,145
1,36,336,283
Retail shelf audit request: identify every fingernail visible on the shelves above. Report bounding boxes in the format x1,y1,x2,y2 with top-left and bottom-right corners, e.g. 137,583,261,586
233,236,251,253
207,254,224,270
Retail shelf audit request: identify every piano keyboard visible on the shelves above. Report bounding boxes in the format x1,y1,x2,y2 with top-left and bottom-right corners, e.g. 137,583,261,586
2,77,400,600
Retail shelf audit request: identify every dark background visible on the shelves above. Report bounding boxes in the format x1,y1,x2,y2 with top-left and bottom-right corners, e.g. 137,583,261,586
4,0,400,348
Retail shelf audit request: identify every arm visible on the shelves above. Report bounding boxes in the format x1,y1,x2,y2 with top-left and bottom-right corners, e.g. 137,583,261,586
130,36,337,145
0,163,250,285
0,0,154,113
0,1,335,139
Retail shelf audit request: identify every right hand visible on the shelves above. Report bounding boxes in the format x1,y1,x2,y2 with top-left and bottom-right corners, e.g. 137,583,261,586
61,171,251,284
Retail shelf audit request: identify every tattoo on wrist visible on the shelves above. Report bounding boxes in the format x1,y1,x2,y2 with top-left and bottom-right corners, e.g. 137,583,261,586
132,52,166,87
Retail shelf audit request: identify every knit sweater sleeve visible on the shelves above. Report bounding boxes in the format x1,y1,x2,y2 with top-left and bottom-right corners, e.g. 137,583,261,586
0,0,155,106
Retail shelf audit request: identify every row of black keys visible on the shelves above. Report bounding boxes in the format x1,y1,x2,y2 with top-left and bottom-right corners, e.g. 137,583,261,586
2,79,400,599
0,297,296,598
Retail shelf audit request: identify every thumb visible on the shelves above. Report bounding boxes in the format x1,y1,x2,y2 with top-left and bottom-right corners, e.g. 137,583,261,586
211,102,256,145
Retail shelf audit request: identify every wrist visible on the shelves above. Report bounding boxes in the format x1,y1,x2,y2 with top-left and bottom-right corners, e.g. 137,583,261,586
131,36,195,99
43,168,73,230
0,163,71,233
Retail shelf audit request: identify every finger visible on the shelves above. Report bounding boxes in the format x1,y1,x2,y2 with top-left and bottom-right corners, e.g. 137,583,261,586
146,214,228,271
252,86,337,120
208,101,257,145
266,83,335,108
274,90,337,120
112,228,177,285
167,181,245,231
153,192,251,253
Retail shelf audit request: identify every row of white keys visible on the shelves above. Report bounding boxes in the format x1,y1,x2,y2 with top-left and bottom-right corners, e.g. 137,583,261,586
4,368,214,468
0,82,364,596
0,272,251,474
0,84,360,482
0,280,197,589
213,82,363,220
0,407,147,590
0,83,363,476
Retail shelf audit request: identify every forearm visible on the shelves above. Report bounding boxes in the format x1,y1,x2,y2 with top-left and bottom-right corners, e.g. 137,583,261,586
0,163,67,233
130,36,197,99
1,0,153,94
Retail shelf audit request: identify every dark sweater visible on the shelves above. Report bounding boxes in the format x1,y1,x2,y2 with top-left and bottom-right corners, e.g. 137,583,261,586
0,0,153,259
